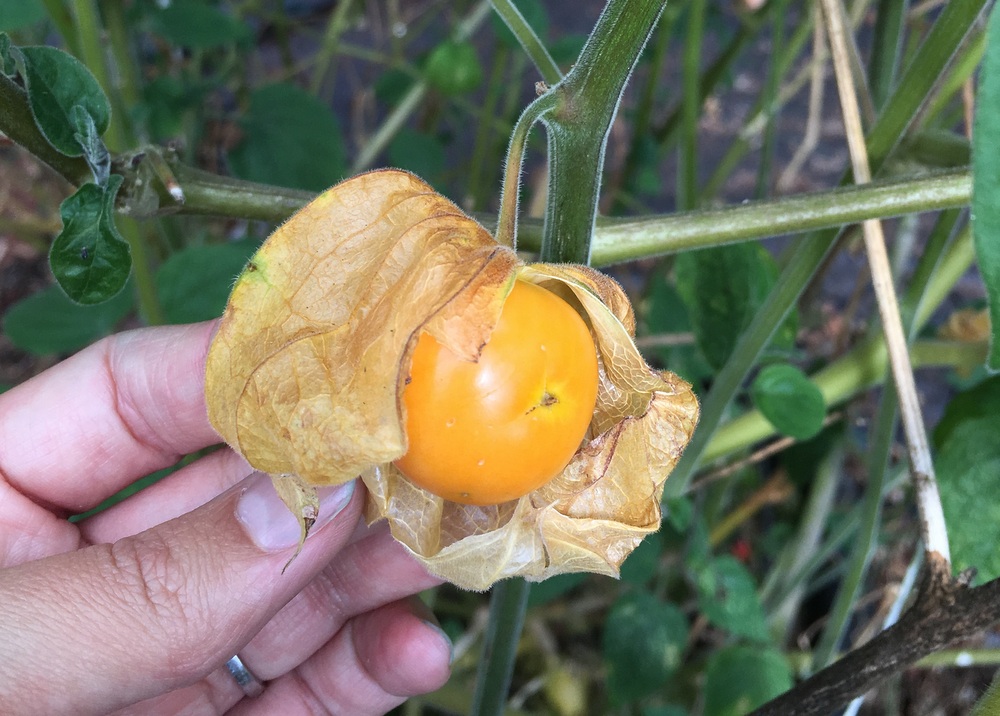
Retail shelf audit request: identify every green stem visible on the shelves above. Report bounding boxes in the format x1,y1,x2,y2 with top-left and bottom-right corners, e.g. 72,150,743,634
470,579,531,716
489,0,562,85
865,0,988,172
0,73,91,185
868,0,909,109
310,0,356,94
40,0,82,58
678,0,706,210
351,0,492,172
71,0,162,323
495,93,558,248
587,168,970,265
539,0,666,263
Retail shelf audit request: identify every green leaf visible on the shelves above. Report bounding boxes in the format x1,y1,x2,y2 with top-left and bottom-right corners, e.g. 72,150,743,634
156,242,257,324
151,0,252,50
374,68,413,107
933,375,1000,582
664,496,694,531
491,0,549,49
388,127,445,181
973,7,1000,370
526,573,587,607
639,273,713,385
0,1,45,32
49,175,131,304
3,282,133,355
620,531,664,585
603,591,688,706
18,45,111,157
696,555,770,642
703,646,792,716
229,83,346,192
70,104,110,185
675,243,795,370
424,40,483,95
751,363,826,440
0,33,15,75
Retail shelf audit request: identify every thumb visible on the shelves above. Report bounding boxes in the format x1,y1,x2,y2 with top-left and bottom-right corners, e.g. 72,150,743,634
0,472,360,716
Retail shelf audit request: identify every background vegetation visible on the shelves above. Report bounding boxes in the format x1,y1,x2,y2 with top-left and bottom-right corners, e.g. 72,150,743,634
1,0,999,714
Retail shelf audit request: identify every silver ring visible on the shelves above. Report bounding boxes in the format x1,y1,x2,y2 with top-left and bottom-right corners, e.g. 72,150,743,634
225,654,265,698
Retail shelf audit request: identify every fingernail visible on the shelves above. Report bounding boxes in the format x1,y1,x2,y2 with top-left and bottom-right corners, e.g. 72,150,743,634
422,620,455,666
236,472,356,552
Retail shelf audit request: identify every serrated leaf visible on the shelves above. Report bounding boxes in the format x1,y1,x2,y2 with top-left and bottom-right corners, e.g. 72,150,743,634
933,375,1000,581
229,83,346,192
751,363,826,440
424,41,483,95
50,175,131,304
972,7,1000,370
156,241,257,324
3,282,134,355
675,243,795,370
703,646,792,716
696,555,770,642
0,1,45,32
151,0,252,49
491,0,550,49
18,45,110,157
603,591,688,706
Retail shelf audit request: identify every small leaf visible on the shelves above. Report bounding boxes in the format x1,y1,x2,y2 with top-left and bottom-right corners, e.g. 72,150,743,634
151,0,252,50
491,0,549,49
0,33,15,75
424,40,483,95
972,6,1000,370
50,175,131,304
18,45,111,157
229,82,346,192
70,104,110,186
603,591,688,706
156,241,257,324
675,243,795,370
3,282,134,355
751,363,826,440
703,646,793,716
0,1,45,32
696,555,770,642
934,375,1000,581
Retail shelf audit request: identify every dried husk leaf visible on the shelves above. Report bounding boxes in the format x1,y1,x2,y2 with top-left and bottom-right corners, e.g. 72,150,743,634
205,169,699,591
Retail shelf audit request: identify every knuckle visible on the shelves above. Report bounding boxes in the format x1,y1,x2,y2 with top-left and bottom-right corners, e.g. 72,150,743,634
98,533,207,646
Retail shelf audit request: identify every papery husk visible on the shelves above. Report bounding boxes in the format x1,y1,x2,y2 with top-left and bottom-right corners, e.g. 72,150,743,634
205,169,698,591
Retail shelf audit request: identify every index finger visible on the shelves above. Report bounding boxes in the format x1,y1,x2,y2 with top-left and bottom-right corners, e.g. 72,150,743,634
0,321,222,511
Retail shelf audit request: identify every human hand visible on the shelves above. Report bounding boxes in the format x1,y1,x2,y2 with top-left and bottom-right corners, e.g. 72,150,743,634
0,322,452,715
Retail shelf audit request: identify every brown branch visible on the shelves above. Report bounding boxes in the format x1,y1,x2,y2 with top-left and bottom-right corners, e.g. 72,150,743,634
753,554,1000,715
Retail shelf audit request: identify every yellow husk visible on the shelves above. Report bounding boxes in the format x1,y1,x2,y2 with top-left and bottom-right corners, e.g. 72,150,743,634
205,169,698,591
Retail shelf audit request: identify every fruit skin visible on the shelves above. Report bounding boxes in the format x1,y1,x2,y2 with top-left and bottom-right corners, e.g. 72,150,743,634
395,279,600,505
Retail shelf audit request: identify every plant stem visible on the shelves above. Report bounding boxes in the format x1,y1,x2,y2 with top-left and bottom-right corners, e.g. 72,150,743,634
352,0,492,172
470,579,531,716
310,0,356,94
678,0,706,210
822,0,949,563
0,73,91,185
489,0,562,85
